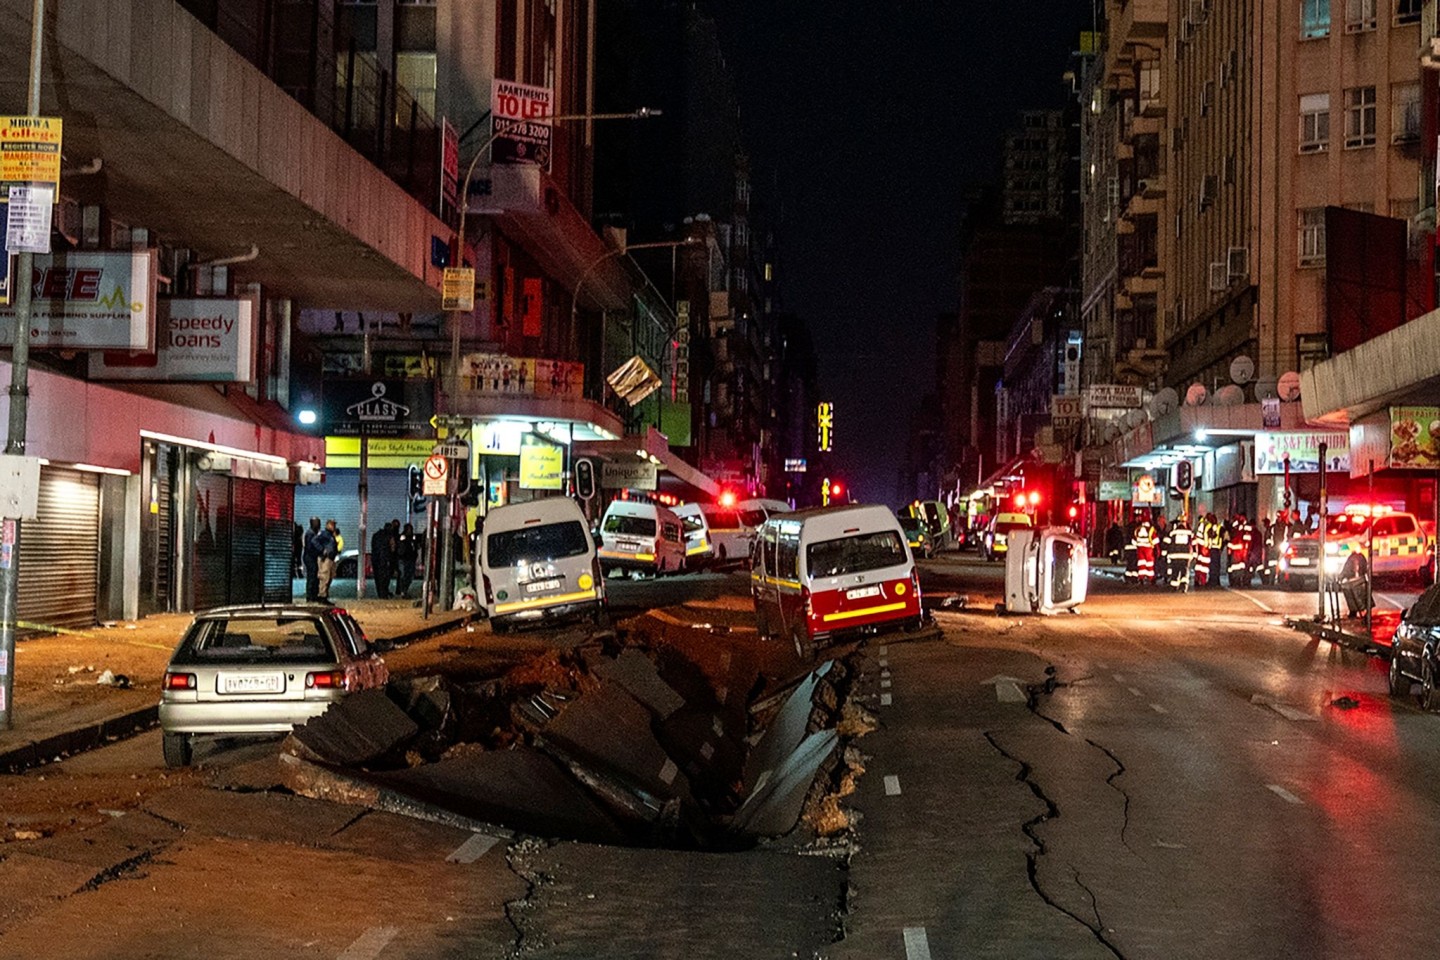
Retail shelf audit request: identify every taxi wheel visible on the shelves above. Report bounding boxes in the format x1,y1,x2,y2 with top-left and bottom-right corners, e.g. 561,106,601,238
162,733,192,769
1389,649,1411,698
1421,656,1439,712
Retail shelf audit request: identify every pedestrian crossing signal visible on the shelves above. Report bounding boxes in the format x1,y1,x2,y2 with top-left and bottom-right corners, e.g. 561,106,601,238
1174,460,1193,491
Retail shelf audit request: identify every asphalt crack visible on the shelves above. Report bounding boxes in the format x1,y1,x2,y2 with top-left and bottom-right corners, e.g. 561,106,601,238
502,837,554,958
78,850,155,892
983,731,1128,960
1084,737,1136,855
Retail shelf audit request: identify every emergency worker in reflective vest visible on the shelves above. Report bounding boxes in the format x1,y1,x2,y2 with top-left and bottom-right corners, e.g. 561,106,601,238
1133,511,1158,585
1227,513,1254,588
1164,515,1195,590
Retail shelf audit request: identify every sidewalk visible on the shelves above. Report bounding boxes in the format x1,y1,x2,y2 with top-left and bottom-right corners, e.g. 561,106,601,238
0,599,474,773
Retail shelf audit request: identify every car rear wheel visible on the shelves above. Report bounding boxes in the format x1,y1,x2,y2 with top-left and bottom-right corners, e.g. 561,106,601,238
1421,656,1439,711
1389,649,1411,697
162,732,192,768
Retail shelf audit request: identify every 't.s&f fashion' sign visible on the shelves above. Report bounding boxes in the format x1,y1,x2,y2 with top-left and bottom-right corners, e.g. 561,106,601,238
1254,431,1349,474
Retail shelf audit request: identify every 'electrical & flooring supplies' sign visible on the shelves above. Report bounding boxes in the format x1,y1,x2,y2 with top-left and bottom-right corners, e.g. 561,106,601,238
0,250,156,350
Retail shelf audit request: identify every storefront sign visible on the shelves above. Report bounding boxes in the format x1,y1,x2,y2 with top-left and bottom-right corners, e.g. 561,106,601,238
1390,406,1440,468
1254,431,1350,474
0,250,156,350
0,116,62,187
784,458,808,473
601,461,658,491
478,421,527,457
519,435,563,490
817,401,834,452
1098,479,1131,502
1084,384,1143,409
440,117,460,211
491,80,553,169
297,309,447,341
461,352,584,398
89,297,256,382
1051,394,1083,423
324,377,435,438
324,437,435,470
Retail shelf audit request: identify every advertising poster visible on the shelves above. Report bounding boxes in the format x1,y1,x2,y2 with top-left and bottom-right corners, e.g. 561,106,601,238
1389,406,1440,469
1254,431,1350,474
0,250,156,350
519,434,563,490
89,297,256,382
491,80,553,169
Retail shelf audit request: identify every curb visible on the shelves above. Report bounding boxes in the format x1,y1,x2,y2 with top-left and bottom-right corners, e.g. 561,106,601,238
0,611,477,775
1286,616,1385,655
0,705,160,775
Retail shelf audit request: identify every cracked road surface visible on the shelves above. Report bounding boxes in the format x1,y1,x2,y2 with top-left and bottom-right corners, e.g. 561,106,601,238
837,559,1440,959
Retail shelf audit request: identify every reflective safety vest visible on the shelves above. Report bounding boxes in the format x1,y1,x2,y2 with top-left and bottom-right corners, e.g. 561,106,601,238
1134,523,1157,548
1166,526,1195,556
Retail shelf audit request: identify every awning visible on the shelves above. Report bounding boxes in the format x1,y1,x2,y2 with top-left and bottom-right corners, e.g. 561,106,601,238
448,393,624,442
1301,307,1440,425
575,426,720,498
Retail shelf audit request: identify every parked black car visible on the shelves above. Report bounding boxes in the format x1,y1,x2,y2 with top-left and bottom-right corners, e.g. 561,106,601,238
1389,583,1440,708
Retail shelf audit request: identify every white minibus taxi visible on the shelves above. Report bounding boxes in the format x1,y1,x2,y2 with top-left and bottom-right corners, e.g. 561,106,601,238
597,500,687,576
479,498,605,633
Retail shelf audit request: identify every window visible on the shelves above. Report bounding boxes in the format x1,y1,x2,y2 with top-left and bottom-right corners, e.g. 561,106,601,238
1393,82,1421,142
1299,93,1330,151
1345,86,1376,147
1302,0,1331,38
1346,0,1377,30
1298,207,1326,266
1397,0,1421,23
395,52,437,118
806,531,908,578
486,521,589,568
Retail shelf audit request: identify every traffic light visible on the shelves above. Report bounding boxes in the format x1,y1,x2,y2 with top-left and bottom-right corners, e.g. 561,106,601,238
575,458,596,500
719,489,737,508
1174,460,1193,491
831,481,844,501
407,464,425,512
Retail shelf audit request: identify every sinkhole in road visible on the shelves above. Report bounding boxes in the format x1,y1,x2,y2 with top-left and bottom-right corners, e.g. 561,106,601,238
278,615,871,850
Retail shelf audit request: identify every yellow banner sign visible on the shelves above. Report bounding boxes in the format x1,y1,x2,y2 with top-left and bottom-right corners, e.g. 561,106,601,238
442,267,475,312
519,436,563,490
0,116,63,186
324,436,436,469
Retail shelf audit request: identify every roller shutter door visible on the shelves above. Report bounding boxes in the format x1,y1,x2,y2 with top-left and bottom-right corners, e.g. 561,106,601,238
18,467,100,631
294,469,415,553
263,484,295,604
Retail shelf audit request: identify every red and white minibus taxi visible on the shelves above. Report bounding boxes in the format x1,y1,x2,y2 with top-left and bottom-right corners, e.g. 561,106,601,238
751,504,922,655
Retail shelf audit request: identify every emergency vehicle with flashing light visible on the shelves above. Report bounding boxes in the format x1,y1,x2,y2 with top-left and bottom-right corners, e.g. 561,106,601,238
983,512,1034,562
751,504,923,656
1280,504,1435,588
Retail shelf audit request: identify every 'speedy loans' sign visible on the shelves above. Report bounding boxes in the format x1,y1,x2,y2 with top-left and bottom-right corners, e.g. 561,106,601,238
89,298,257,382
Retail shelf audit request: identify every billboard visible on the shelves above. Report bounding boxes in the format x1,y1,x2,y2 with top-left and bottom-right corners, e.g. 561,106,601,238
1389,406,1440,469
1254,430,1350,474
0,250,156,350
324,377,435,438
461,353,584,398
89,297,256,382
519,434,563,490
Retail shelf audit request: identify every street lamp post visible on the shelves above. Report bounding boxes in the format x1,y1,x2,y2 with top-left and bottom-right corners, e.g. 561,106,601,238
437,108,660,610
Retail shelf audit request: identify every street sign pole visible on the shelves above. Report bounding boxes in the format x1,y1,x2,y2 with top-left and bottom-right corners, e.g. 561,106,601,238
0,0,47,731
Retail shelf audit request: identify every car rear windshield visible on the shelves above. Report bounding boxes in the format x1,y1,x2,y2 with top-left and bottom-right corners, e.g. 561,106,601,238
174,616,337,665
807,530,908,578
993,521,1029,534
603,514,656,538
701,508,741,529
488,521,590,568
738,509,768,528
680,514,706,534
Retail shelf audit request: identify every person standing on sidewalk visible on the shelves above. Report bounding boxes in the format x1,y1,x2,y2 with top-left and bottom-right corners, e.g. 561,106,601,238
395,522,418,599
301,517,323,602
371,520,397,599
316,519,340,601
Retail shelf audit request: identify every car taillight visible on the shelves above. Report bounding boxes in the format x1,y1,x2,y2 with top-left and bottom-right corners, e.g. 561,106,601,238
481,574,494,605
802,585,812,619
305,670,346,690
163,672,195,691
910,567,921,600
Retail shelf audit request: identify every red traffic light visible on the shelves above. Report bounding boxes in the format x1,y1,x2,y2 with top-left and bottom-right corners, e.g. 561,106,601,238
1067,505,1079,519
719,490,737,507
832,482,844,496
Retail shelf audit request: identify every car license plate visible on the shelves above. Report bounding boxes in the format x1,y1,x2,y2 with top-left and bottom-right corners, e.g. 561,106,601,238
525,578,561,593
222,672,283,694
616,541,639,552
847,585,882,600
1291,558,1311,566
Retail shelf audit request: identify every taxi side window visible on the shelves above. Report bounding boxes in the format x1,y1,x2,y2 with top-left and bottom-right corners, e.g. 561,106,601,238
1373,517,1397,538
663,521,681,543
1393,516,1417,536
763,525,779,573
777,529,799,581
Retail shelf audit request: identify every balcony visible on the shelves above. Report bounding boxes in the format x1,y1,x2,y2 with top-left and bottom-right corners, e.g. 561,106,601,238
1123,274,1161,297
1123,192,1162,220
1137,174,1166,199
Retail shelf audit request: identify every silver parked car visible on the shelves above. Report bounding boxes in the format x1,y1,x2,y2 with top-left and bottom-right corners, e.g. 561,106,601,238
159,604,388,767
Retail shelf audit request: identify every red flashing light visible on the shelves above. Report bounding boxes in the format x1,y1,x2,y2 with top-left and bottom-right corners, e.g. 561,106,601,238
1067,505,1079,519
832,482,844,496
719,490,737,508
1028,491,1041,506
1014,493,1026,508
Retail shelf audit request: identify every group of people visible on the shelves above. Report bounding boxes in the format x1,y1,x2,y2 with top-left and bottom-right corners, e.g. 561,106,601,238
299,517,419,603
1106,509,1316,591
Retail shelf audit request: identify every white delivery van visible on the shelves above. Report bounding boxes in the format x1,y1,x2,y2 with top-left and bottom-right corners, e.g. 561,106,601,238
751,503,922,655
479,498,605,633
597,500,688,576
736,498,793,556
674,502,749,567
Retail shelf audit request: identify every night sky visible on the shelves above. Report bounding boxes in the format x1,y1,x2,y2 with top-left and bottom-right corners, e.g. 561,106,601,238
712,2,1095,503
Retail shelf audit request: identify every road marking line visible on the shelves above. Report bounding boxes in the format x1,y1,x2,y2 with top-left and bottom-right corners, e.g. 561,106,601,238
881,693,893,706
879,645,888,656
881,678,892,688
878,658,889,667
884,775,902,796
1128,687,1143,697
1226,587,1275,613
1378,592,1409,611
1150,703,1168,714
712,715,725,736
338,926,399,960
446,833,500,864
659,759,679,785
881,669,891,679
903,926,932,960
700,742,715,760
1113,673,1125,682
996,681,1026,703
1267,784,1303,805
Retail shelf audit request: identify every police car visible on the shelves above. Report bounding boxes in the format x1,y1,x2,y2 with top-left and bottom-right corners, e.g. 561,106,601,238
1280,505,1435,588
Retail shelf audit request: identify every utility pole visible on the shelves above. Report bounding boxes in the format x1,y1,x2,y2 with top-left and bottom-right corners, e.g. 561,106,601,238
0,0,48,730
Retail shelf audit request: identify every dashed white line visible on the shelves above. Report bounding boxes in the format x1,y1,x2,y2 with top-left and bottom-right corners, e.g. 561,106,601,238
446,833,500,864
880,693,893,706
1113,673,1126,683
884,775,902,796
1128,687,1143,697
1150,703,1168,714
1227,587,1275,614
881,678,892,688
878,658,889,668
881,669,891,679
879,645,888,656
338,926,399,960
903,926,933,960
1267,784,1303,805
